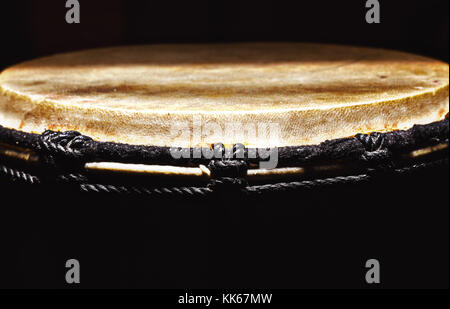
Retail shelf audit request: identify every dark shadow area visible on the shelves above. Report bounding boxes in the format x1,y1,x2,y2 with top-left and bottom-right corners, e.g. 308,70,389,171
0,163,448,288
0,0,448,71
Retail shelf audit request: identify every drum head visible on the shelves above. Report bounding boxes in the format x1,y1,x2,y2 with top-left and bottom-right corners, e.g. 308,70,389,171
0,43,448,147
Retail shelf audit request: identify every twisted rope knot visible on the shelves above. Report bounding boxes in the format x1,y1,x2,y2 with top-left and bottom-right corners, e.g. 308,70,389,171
37,130,93,169
361,149,396,177
360,149,392,163
208,159,248,178
207,159,248,193
356,132,385,152
356,132,396,177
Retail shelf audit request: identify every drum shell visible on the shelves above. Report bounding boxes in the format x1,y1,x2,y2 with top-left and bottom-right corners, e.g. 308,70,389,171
0,159,448,288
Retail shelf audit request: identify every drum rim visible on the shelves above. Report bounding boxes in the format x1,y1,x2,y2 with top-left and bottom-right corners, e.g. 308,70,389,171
0,117,448,197
0,117,448,166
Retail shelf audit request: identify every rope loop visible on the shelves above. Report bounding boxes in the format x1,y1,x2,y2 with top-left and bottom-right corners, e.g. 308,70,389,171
208,160,248,179
37,130,93,169
360,149,392,163
207,146,249,193
207,160,248,193
356,132,385,152
207,177,248,191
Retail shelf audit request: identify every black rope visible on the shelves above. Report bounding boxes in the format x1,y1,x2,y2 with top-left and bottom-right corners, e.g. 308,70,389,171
0,118,448,168
37,130,94,167
79,183,213,197
1,158,448,198
0,164,40,185
0,118,448,197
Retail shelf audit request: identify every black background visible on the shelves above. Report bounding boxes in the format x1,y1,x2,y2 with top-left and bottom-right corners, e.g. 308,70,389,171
0,0,448,289
1,0,449,69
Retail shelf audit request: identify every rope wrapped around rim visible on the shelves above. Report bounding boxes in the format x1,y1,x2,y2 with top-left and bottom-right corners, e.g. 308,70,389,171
0,117,448,198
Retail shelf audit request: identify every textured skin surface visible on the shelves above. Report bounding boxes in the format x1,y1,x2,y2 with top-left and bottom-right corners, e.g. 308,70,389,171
0,43,448,147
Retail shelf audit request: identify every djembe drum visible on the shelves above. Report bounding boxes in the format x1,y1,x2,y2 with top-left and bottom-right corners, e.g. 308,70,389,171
0,43,448,288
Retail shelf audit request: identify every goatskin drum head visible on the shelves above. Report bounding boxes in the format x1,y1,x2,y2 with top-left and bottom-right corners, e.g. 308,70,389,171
0,43,448,147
